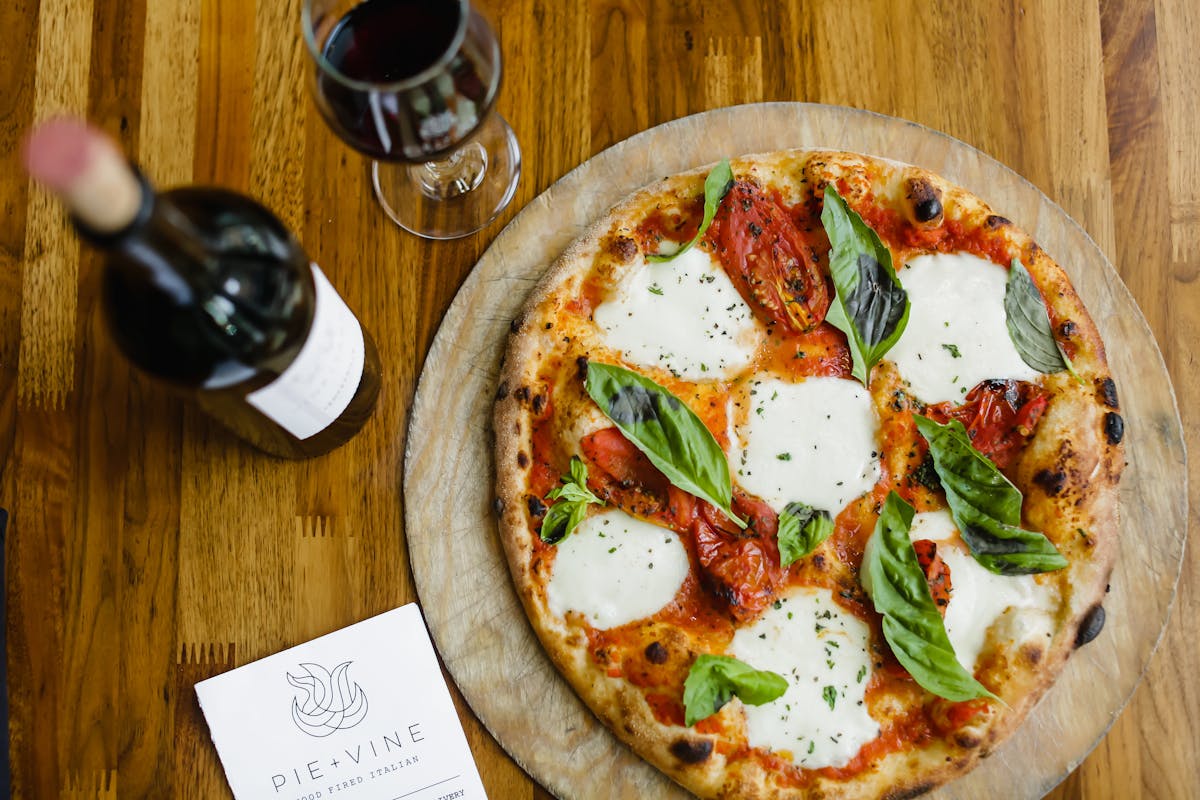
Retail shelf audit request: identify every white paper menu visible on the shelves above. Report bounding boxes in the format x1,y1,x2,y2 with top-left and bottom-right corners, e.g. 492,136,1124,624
195,604,487,800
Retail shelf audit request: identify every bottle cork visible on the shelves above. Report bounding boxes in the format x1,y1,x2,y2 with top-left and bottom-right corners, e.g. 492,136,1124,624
23,117,144,234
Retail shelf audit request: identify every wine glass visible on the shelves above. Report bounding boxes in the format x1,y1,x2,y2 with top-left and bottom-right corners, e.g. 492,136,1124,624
303,0,521,239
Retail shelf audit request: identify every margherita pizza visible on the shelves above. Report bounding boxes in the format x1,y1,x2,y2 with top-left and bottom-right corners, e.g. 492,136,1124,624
492,150,1123,799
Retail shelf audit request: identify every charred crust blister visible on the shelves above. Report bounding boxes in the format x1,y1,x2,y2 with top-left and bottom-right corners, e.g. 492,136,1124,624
914,196,943,223
883,783,937,800
495,381,510,401
905,176,943,223
1033,469,1067,496
669,738,714,764
516,451,530,468
1097,377,1120,409
513,385,531,403
1104,412,1125,445
1075,605,1106,647
644,641,669,664
607,235,639,262
985,214,1011,229
954,732,982,749
527,495,547,518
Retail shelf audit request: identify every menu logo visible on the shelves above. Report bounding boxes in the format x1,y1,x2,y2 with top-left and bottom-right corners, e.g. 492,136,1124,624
287,661,369,737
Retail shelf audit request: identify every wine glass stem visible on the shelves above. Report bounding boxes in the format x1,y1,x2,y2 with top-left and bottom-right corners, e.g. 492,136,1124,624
414,143,489,200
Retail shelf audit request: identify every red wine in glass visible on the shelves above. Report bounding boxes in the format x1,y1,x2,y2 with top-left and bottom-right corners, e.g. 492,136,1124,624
304,0,521,238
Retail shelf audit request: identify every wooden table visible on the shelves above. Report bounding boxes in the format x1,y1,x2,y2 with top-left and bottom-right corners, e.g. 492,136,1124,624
1,1,1195,798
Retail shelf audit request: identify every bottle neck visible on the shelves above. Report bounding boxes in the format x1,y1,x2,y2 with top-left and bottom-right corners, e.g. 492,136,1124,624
75,169,214,303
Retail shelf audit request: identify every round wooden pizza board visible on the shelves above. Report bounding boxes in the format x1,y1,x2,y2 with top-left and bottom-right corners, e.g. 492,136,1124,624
404,103,1187,799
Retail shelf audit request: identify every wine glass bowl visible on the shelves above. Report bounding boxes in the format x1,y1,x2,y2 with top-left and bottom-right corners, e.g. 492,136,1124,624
303,0,521,239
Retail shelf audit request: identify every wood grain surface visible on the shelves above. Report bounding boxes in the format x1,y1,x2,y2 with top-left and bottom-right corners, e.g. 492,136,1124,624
0,1,1195,799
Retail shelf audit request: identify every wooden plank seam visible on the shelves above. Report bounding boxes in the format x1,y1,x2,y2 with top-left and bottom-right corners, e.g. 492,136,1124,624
297,515,345,537
63,768,116,798
176,641,236,666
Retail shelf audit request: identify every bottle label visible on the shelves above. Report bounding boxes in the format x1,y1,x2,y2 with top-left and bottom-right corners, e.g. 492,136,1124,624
247,264,365,440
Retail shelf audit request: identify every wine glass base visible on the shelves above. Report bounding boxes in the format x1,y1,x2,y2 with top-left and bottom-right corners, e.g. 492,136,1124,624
372,113,522,240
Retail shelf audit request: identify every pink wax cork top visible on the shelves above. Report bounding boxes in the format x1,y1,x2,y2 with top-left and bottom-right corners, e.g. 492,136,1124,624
23,117,142,233
23,117,117,192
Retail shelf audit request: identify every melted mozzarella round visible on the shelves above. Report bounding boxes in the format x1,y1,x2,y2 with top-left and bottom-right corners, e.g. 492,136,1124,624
546,509,689,629
593,246,762,380
888,252,1040,404
909,510,1054,671
729,588,878,769
735,377,881,515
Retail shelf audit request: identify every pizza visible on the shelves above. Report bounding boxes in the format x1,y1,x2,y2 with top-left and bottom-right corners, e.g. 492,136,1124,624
492,150,1123,799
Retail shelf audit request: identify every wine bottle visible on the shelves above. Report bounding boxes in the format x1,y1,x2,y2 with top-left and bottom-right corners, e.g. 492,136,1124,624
24,118,381,459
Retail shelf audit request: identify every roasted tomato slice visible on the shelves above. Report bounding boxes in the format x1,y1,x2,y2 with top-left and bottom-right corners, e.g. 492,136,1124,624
912,539,952,616
580,427,697,531
707,180,831,333
580,427,670,516
691,493,783,622
925,379,1048,470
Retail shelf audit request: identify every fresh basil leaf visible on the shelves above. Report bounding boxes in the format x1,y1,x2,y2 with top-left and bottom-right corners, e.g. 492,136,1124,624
1004,258,1071,374
861,492,997,702
569,455,589,488
539,502,572,544
585,362,746,527
913,415,1067,575
777,502,834,567
820,186,911,385
648,159,734,263
682,654,788,726
540,456,603,544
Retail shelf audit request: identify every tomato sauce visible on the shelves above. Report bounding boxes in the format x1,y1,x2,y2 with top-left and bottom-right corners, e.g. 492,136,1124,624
874,403,946,512
818,711,934,781
944,217,1017,266
829,495,881,576
651,377,732,447
850,194,950,256
754,324,851,380
581,572,734,718
645,692,686,726
748,751,817,790
526,390,560,560
913,539,953,614
565,273,607,318
848,187,1016,268
635,201,703,255
655,571,738,638
944,698,991,730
